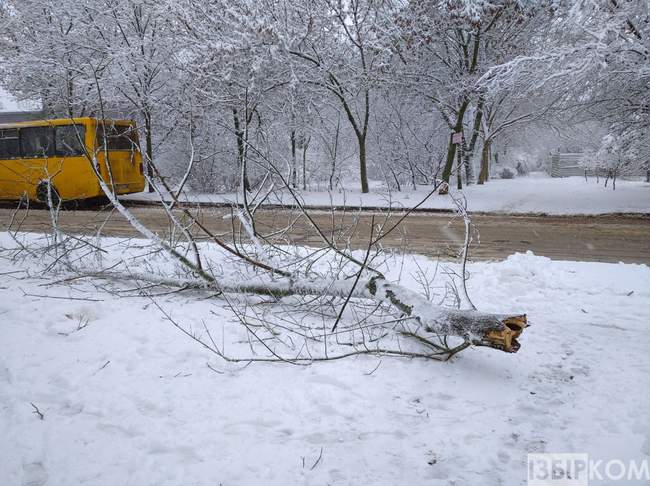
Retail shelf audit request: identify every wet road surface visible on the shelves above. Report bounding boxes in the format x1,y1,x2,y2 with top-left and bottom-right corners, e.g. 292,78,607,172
1,206,648,264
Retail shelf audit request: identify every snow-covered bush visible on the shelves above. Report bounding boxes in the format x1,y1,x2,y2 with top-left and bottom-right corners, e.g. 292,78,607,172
581,134,646,189
515,161,529,176
498,167,516,179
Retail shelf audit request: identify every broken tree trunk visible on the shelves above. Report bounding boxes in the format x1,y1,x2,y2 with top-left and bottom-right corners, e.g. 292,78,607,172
231,275,528,353
88,178,527,357
98,271,528,354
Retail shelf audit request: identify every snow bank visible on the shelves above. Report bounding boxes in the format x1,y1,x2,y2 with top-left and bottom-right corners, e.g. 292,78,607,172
1,234,649,485
122,173,650,215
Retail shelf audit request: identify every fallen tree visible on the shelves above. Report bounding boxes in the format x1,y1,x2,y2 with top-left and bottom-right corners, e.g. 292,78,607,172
82,153,529,358
88,268,528,354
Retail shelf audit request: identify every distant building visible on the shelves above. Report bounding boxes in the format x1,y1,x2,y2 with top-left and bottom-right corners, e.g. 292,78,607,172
548,152,585,177
548,150,646,178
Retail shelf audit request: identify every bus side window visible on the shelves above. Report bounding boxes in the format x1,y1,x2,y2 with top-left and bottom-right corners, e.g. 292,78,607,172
55,125,86,156
21,126,54,158
97,123,138,151
0,129,20,159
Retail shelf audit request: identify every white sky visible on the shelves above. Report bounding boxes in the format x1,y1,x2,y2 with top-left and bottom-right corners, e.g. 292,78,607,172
0,86,40,112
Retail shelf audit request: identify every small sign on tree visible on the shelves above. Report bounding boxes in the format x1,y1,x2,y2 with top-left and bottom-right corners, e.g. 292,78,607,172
452,132,463,145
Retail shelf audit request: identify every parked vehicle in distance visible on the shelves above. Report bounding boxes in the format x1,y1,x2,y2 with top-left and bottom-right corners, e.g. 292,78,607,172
0,117,145,206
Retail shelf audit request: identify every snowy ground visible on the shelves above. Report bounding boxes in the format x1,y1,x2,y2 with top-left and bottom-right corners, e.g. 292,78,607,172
1,233,650,485
123,172,650,215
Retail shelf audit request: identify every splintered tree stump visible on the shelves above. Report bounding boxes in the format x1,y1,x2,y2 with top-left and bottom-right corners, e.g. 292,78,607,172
484,315,528,352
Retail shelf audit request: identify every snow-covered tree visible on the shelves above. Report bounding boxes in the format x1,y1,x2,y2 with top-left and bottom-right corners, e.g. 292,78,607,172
483,0,650,178
94,0,177,188
392,0,548,187
264,0,397,193
0,0,105,115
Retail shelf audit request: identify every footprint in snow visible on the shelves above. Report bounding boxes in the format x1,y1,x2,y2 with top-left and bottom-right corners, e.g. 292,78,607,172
22,462,48,486
0,363,12,384
307,373,354,392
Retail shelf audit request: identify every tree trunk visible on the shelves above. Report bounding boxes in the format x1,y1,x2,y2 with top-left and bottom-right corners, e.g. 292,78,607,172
456,141,463,190
333,82,369,193
478,139,491,184
144,111,154,193
290,129,297,189
232,108,250,192
441,99,470,185
329,118,340,191
389,166,401,192
463,99,484,184
462,140,472,185
359,134,369,193
302,136,310,191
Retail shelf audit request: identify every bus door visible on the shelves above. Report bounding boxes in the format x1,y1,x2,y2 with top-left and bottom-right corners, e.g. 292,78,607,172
96,122,142,191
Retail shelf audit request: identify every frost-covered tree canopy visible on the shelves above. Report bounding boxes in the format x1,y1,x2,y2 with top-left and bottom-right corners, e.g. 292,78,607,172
0,0,647,190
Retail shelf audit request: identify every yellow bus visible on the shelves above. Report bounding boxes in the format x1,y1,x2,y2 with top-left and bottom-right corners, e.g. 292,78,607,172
0,117,145,205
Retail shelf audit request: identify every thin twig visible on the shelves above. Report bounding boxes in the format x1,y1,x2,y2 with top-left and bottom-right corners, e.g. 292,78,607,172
30,402,44,420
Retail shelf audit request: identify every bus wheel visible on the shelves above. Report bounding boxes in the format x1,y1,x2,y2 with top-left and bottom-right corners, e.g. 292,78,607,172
36,182,61,209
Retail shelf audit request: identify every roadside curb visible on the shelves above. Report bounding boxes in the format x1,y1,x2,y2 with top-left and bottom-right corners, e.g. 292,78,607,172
119,198,650,219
